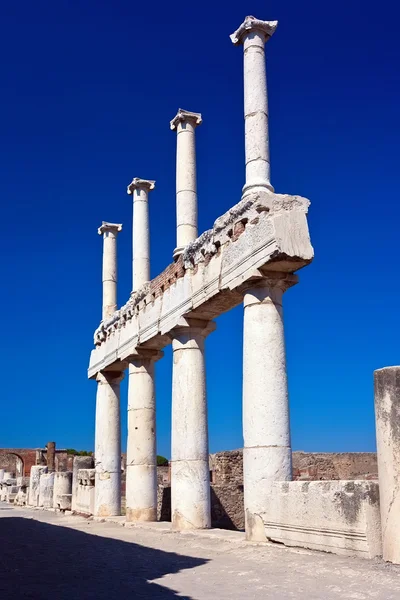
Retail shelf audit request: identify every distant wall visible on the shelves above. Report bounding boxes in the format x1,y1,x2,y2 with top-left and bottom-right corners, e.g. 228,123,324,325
0,448,77,477
210,450,378,487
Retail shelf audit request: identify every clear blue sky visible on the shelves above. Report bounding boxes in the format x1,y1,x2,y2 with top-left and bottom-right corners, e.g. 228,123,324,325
1,1,399,457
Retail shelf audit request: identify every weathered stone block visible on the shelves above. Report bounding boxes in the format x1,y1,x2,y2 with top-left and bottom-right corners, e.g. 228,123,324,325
38,472,55,508
258,480,382,558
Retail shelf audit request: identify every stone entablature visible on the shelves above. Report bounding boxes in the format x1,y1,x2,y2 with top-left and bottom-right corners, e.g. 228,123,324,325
89,190,312,376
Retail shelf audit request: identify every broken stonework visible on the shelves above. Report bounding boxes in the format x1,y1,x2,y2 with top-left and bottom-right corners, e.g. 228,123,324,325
71,456,94,512
38,472,55,508
28,466,48,507
75,468,95,515
53,471,73,509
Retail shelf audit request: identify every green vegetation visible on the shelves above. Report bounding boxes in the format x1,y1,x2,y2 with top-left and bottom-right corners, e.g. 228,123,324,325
66,449,93,456
157,455,168,466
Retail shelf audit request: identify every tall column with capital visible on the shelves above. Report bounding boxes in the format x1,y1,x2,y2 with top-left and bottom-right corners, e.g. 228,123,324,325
98,222,122,320
170,109,202,259
94,371,123,517
231,16,278,197
126,350,163,522
242,273,297,541
170,319,216,530
127,178,155,292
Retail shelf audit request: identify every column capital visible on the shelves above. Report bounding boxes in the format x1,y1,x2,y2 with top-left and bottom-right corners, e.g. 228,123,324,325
98,221,123,236
127,178,155,195
96,370,125,385
243,272,298,293
230,15,278,46
127,349,164,365
242,273,298,308
170,317,216,341
170,108,202,131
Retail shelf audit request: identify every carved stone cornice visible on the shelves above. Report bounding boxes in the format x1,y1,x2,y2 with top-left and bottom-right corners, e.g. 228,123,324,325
230,15,278,46
98,222,123,236
170,108,202,131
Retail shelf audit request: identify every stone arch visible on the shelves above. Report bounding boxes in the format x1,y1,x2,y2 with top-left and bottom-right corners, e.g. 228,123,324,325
0,451,24,478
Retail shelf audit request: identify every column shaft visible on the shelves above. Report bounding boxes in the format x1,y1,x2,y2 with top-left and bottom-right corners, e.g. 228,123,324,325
102,230,118,318
243,31,270,192
98,222,122,320
133,188,150,289
176,120,198,249
94,372,122,517
171,323,214,529
242,281,292,541
127,178,155,292
170,109,202,259
126,354,160,522
231,16,277,197
374,367,400,563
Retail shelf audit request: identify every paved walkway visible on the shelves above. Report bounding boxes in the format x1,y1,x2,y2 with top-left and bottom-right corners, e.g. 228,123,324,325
1,503,400,599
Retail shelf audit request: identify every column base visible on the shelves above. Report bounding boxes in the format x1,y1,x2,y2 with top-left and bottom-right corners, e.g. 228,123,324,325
243,445,292,541
94,471,121,517
241,181,274,198
171,459,211,530
126,464,157,522
173,246,185,260
126,507,157,522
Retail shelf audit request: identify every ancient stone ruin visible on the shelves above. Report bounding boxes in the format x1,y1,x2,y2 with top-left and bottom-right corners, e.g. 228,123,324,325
4,15,400,566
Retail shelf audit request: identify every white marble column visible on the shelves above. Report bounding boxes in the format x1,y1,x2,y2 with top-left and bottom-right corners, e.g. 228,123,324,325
98,222,122,320
170,109,202,259
242,273,297,541
170,318,216,530
374,367,400,563
126,350,163,522
231,16,278,197
94,371,123,517
127,178,155,292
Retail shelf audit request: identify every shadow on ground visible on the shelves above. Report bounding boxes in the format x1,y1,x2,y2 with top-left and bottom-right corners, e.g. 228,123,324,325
0,517,208,599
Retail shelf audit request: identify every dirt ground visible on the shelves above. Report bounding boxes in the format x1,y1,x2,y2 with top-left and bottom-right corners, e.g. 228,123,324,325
1,502,399,599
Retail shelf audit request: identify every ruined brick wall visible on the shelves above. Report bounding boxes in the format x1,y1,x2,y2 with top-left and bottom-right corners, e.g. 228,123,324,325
0,448,76,476
0,449,37,477
210,450,378,486
209,450,243,485
292,452,378,481
54,452,74,472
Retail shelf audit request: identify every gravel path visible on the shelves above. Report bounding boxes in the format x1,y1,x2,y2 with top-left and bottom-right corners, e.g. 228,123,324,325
1,503,400,599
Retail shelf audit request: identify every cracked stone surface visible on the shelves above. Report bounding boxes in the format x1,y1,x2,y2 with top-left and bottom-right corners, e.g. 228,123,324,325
1,503,399,599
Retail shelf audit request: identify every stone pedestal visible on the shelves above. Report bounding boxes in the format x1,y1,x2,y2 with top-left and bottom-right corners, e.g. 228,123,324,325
374,366,400,563
242,274,297,541
28,466,48,507
98,222,122,320
39,472,55,508
127,178,155,292
94,371,123,517
126,350,163,522
53,471,73,509
170,319,215,530
72,456,94,512
170,109,202,258
231,16,278,197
